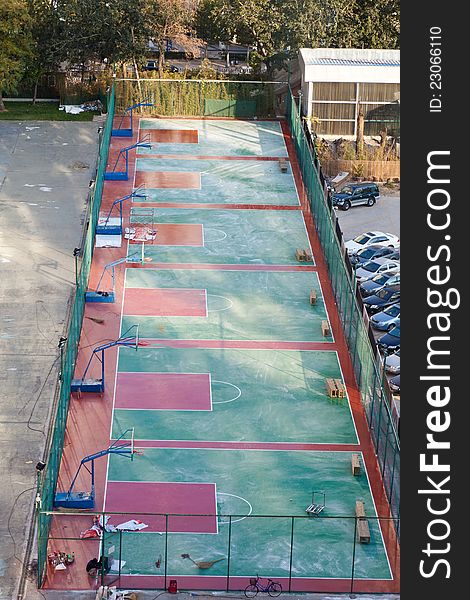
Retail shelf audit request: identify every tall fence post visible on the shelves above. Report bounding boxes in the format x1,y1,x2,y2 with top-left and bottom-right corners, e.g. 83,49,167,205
164,514,169,590
350,517,358,597
226,516,232,592
288,516,295,592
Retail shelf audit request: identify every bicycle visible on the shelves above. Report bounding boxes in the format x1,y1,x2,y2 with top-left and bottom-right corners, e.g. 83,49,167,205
244,575,282,597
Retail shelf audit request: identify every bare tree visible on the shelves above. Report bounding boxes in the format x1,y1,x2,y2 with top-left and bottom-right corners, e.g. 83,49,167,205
143,0,202,77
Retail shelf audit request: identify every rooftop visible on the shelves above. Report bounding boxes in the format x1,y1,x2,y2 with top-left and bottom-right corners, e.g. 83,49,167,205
300,48,400,67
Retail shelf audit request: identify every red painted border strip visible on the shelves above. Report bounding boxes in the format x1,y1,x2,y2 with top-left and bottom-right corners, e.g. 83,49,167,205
114,575,397,594
138,155,288,161
131,440,359,451
137,339,335,351
126,263,317,272
133,202,301,210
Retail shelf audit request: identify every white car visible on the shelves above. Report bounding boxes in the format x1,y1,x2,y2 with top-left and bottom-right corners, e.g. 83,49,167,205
385,349,401,375
355,258,401,282
345,231,400,255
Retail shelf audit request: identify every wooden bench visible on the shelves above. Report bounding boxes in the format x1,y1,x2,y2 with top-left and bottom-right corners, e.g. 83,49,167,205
295,248,313,262
326,378,338,398
279,158,288,173
309,289,317,305
355,500,370,543
351,453,361,476
357,519,371,544
321,320,331,337
334,378,345,398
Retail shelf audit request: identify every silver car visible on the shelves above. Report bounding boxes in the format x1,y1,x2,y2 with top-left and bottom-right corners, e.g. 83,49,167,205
355,258,401,282
385,350,400,374
370,303,400,331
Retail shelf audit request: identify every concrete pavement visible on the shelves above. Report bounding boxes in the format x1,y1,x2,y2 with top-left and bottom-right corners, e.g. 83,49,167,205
0,120,100,600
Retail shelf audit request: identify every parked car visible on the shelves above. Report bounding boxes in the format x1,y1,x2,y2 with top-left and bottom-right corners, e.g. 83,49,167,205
350,244,396,266
370,303,401,331
360,271,400,297
142,60,158,71
389,374,400,393
332,182,380,210
355,258,401,282
385,349,401,374
363,285,400,314
387,249,401,261
377,324,401,353
345,231,400,255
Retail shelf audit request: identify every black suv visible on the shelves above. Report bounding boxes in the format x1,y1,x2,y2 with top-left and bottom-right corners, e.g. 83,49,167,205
332,182,380,211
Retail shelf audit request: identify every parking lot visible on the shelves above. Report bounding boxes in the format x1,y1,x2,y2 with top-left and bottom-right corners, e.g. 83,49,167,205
334,186,400,400
334,188,400,240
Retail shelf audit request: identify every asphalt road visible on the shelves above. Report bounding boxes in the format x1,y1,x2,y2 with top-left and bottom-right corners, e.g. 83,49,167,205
334,191,400,242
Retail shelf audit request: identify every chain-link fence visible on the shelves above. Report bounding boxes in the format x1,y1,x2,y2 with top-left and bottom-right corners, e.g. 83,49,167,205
114,78,284,118
36,85,115,586
36,81,399,591
41,510,399,593
287,90,400,536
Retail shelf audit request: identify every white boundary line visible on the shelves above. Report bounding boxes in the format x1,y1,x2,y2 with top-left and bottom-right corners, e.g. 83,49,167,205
103,254,128,514
211,380,242,404
299,211,316,266
115,371,213,412
123,268,333,344
312,270,336,344
202,228,228,243
105,479,219,535
206,294,233,313
217,492,253,524
116,346,358,445
123,286,209,319
107,452,392,576
360,451,394,579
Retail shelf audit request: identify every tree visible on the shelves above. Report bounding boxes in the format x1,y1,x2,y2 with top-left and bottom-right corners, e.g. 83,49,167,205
273,0,357,51
0,0,32,111
351,0,400,49
196,0,280,59
26,0,65,103
143,0,202,77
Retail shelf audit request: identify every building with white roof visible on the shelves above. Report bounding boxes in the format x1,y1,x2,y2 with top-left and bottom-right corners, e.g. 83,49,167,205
299,48,400,137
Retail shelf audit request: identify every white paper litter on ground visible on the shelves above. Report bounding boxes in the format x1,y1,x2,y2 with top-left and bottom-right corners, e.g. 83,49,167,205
115,519,148,531
98,216,121,227
95,234,122,248
24,184,36,187
61,105,84,114
39,187,52,192
110,559,126,571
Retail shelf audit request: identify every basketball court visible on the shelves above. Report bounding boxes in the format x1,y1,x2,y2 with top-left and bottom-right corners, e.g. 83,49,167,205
46,115,399,593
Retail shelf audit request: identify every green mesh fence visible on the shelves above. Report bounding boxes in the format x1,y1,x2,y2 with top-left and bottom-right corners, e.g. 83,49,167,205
41,511,399,592
36,83,398,590
36,85,115,586
114,78,281,118
286,90,400,535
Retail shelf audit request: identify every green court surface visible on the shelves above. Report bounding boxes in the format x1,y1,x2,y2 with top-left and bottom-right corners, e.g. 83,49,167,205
105,448,391,580
131,208,314,265
122,268,332,342
135,158,299,205
138,119,288,157
113,347,357,444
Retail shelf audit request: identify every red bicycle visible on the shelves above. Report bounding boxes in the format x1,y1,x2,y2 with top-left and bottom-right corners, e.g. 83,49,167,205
244,575,282,597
